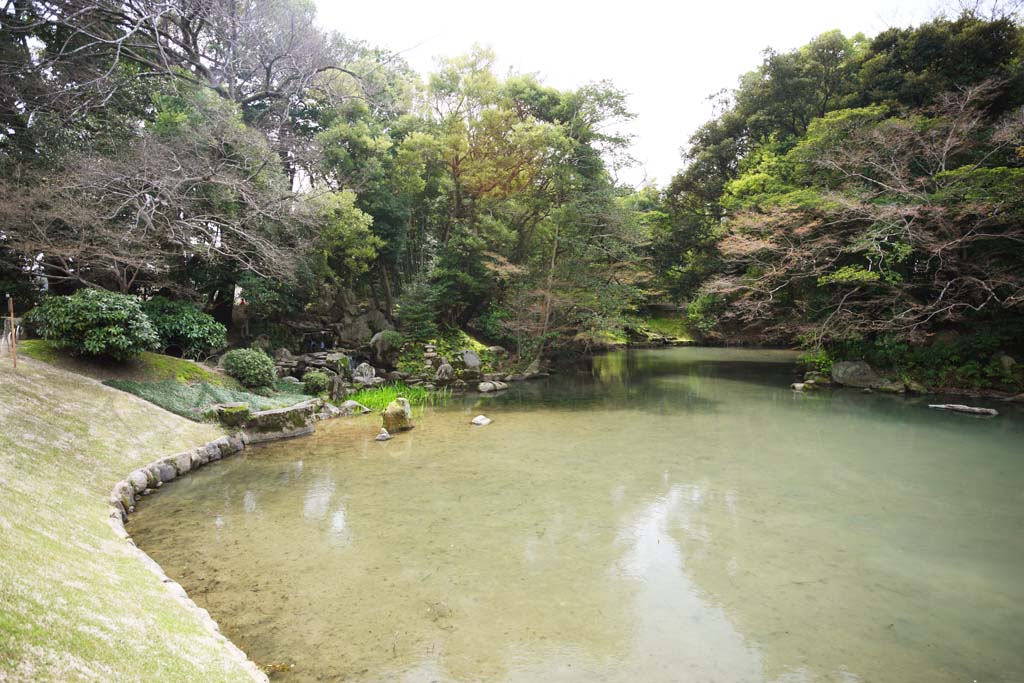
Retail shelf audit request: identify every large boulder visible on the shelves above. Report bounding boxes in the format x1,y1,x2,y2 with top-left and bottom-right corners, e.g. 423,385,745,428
381,397,413,432
831,361,905,393
370,331,403,369
329,375,349,401
460,349,482,369
435,362,455,383
353,362,375,380
325,352,350,377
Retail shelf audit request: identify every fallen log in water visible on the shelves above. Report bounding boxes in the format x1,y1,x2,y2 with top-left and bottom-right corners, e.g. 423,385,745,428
928,404,999,417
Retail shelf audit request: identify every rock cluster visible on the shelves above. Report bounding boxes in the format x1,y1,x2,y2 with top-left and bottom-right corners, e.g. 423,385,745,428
274,348,352,380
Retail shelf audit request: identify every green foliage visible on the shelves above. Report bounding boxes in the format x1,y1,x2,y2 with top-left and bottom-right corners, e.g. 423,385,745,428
475,305,512,344
798,348,833,374
686,294,725,336
141,297,227,359
346,382,451,415
817,266,882,286
311,190,380,283
26,290,158,361
301,370,330,395
396,279,439,341
105,380,303,421
221,348,277,389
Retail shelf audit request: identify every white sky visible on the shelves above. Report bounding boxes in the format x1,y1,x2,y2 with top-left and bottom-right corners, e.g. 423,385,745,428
314,0,944,187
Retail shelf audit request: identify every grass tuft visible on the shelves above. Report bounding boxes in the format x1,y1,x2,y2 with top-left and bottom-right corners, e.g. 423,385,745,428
347,382,451,414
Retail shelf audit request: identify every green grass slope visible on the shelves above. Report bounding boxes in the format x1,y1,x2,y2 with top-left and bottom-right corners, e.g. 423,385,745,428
0,356,257,683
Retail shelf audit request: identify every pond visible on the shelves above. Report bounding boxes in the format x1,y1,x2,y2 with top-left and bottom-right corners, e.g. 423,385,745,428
129,347,1024,682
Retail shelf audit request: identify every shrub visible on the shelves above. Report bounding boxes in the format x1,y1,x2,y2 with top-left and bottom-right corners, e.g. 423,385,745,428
221,348,277,389
26,289,158,361
141,297,227,359
302,370,330,395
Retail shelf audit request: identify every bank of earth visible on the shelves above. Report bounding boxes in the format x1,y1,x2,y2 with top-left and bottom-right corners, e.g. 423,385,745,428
0,355,265,683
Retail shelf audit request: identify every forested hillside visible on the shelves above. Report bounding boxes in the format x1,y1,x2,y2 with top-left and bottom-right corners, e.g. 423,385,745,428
652,10,1023,388
1,2,1021,387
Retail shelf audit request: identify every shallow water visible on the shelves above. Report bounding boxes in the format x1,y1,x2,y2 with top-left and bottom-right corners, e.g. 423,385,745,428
130,348,1024,683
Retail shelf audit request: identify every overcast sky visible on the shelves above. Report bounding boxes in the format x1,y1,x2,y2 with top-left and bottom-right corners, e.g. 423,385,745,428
314,0,944,187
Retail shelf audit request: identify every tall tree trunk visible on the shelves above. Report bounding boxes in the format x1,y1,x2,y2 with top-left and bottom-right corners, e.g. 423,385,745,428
535,222,560,362
380,264,394,316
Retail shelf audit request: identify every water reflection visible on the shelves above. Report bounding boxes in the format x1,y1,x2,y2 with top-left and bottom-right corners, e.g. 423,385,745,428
129,347,1024,683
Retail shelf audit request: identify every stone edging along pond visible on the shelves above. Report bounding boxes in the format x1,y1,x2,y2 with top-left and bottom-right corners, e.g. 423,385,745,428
106,433,270,683
103,399,343,683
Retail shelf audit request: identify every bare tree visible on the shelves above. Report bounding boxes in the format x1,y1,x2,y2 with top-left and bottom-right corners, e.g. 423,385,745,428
0,88,312,292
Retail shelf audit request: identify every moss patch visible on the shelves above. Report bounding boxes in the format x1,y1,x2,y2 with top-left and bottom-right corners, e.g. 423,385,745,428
396,328,497,374
633,314,693,343
105,380,305,421
18,339,238,387
0,357,256,683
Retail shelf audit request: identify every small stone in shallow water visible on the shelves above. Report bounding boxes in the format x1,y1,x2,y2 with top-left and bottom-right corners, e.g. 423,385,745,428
375,428,392,441
471,415,492,426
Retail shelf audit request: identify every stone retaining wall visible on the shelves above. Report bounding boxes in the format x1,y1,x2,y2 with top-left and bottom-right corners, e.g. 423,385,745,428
101,398,357,682
106,433,269,682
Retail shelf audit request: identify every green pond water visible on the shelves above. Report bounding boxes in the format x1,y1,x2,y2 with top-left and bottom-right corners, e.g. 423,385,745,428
130,347,1024,683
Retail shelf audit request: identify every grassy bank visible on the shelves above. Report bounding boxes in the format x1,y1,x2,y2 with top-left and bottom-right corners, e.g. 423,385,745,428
0,356,258,683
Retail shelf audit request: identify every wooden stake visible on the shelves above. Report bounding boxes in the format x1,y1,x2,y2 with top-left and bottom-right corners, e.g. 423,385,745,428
7,295,15,369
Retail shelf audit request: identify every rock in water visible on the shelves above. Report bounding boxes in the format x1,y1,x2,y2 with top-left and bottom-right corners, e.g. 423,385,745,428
382,397,414,432
928,404,999,417
338,400,371,415
471,415,492,426
375,428,392,441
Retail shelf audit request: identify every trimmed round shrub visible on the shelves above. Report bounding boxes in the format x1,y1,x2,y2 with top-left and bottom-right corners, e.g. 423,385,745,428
221,348,277,388
142,297,227,359
26,289,158,361
302,370,330,395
